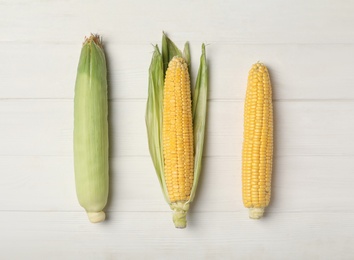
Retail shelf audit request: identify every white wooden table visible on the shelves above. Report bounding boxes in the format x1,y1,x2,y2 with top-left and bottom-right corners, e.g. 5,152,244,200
1,1,354,259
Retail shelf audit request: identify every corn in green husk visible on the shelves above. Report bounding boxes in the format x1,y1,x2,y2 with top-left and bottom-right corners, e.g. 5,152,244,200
74,35,109,223
146,33,208,228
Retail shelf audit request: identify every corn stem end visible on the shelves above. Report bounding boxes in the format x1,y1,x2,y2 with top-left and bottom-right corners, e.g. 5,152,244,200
171,202,190,229
87,211,106,223
249,208,265,219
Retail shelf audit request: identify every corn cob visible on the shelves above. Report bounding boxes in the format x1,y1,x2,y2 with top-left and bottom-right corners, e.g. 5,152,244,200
74,35,109,223
163,57,194,227
146,33,208,228
242,62,273,219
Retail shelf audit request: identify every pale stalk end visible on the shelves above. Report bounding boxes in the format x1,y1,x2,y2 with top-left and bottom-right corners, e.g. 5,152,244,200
170,202,190,229
249,208,265,219
87,211,106,223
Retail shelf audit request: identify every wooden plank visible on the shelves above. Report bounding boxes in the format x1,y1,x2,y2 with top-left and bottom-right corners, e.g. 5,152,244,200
0,211,353,259
0,100,353,157
1,1,354,44
1,43,354,100
0,156,238,212
207,44,354,100
0,43,151,100
1,155,353,213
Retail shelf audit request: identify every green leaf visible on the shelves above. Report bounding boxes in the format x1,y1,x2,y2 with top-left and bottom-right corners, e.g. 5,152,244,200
145,45,170,203
162,32,182,73
183,42,191,78
74,35,109,222
190,44,208,202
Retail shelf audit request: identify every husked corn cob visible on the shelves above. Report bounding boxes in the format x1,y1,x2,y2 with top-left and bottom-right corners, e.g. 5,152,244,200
163,57,194,226
146,33,208,228
242,62,273,219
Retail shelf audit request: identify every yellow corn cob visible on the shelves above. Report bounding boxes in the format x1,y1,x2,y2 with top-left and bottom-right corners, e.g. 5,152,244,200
146,34,207,229
162,57,194,227
242,62,273,219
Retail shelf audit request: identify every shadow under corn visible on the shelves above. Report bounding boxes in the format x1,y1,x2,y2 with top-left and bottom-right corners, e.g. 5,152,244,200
103,42,116,221
263,65,279,217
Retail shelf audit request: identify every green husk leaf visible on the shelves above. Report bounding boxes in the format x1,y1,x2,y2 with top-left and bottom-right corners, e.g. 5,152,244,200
162,32,182,72
189,44,208,202
183,42,191,77
145,45,170,202
74,34,109,223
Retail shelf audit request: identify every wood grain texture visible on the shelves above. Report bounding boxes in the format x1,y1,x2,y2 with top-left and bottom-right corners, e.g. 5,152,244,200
1,212,354,260
1,0,354,44
1,155,353,213
2,44,354,100
1,100,353,157
1,0,354,258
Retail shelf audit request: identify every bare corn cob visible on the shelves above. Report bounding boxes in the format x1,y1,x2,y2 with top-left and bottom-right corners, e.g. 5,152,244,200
242,62,273,219
163,57,194,227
